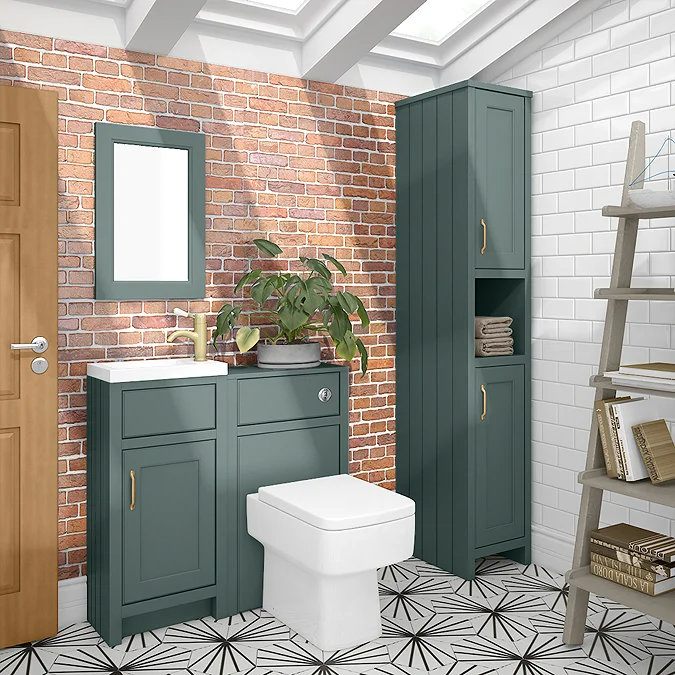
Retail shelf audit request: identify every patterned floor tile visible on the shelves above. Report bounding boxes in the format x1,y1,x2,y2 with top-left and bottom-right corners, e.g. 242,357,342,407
113,627,166,652
640,629,675,656
564,657,638,674
379,576,454,621
582,609,655,665
385,616,459,671
0,646,57,675
451,558,522,599
379,559,422,586
631,655,675,674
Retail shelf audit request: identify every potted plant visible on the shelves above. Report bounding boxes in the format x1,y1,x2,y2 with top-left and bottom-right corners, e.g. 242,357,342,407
213,239,370,375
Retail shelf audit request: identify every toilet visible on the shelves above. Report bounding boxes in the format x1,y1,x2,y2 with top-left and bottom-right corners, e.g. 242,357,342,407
247,474,415,651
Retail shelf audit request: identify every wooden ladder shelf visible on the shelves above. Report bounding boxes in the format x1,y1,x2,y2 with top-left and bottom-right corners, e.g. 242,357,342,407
563,120,675,642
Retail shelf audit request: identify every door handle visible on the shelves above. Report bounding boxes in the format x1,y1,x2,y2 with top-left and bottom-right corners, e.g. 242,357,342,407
480,219,487,255
480,384,487,421
10,336,48,353
130,470,136,511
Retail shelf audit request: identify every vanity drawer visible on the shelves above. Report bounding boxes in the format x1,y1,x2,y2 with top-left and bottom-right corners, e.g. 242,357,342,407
122,383,217,439
238,372,341,425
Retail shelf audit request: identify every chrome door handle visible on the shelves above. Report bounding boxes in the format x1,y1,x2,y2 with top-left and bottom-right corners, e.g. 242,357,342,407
10,336,48,353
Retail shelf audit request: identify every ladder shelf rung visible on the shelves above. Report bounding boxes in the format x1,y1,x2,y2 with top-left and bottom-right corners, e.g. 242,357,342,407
594,288,675,300
602,204,675,219
579,469,675,508
590,375,675,399
568,566,675,625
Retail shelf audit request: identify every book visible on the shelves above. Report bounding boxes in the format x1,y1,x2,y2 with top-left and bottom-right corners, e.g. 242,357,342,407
590,551,667,582
594,397,630,478
605,371,675,392
619,362,675,379
590,561,675,595
607,398,644,480
608,398,651,481
590,542,675,576
592,523,675,563
632,419,675,485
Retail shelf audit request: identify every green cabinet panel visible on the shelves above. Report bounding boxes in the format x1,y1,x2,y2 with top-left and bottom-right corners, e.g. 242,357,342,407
123,440,216,604
474,89,525,270
474,365,525,548
236,425,342,610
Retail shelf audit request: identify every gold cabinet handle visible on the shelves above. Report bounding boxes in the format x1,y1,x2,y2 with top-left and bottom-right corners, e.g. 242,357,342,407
480,384,487,421
129,470,136,511
480,219,487,255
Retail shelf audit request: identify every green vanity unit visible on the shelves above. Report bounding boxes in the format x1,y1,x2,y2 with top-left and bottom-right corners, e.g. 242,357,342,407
87,361,348,646
395,80,532,580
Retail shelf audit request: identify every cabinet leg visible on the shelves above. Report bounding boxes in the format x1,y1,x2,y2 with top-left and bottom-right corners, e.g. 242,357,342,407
563,585,589,645
453,556,476,581
502,545,530,566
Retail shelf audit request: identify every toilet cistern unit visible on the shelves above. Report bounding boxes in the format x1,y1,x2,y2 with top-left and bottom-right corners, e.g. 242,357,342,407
247,474,415,651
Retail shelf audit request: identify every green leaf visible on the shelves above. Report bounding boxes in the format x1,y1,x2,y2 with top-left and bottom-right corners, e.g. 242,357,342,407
301,257,331,280
322,253,346,275
253,238,283,257
335,331,356,361
337,290,358,315
250,277,274,306
355,296,370,328
356,338,368,376
212,304,241,349
234,268,261,295
235,326,260,353
328,305,351,342
278,305,309,332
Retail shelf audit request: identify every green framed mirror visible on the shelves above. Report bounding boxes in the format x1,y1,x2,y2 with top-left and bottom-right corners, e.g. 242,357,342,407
95,122,206,300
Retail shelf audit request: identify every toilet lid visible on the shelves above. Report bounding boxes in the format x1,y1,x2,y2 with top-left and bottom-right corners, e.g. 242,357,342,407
257,474,415,531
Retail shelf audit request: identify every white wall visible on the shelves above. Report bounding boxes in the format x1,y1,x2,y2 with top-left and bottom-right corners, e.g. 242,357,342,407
494,0,675,572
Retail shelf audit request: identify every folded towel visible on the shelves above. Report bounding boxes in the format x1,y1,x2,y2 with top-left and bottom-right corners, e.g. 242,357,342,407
475,316,513,338
475,337,514,357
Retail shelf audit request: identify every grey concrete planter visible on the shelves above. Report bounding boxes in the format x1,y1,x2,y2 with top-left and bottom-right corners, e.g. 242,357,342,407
257,342,321,369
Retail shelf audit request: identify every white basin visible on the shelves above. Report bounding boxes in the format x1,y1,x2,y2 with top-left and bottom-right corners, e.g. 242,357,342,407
87,358,229,383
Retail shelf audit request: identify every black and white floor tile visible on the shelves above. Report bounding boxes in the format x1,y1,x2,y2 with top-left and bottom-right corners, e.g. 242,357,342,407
4,556,675,675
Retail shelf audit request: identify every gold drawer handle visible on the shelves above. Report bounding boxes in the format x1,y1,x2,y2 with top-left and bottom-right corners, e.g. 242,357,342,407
480,219,487,255
130,470,136,511
480,384,487,421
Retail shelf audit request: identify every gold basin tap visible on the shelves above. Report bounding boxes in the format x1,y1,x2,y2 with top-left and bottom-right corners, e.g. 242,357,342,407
168,308,207,362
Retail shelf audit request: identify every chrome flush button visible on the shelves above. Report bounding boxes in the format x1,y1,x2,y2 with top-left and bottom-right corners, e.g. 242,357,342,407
318,387,332,402
31,357,49,374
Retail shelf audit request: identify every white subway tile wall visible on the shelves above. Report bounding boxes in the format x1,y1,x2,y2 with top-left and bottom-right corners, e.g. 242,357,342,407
496,0,675,571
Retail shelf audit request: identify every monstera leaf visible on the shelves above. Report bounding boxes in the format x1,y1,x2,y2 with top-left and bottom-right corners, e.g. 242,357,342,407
235,327,260,353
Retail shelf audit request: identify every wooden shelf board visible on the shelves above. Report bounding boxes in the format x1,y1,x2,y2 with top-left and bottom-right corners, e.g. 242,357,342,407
590,375,675,399
568,567,675,624
579,468,675,508
602,204,675,219
594,288,675,301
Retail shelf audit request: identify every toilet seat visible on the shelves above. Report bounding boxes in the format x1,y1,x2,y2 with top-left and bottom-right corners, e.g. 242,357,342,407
257,474,414,531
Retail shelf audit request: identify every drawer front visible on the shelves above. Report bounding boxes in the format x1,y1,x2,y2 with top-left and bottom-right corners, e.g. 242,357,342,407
122,383,216,439
238,372,340,425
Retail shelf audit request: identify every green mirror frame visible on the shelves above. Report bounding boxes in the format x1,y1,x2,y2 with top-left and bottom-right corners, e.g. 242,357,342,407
94,122,206,300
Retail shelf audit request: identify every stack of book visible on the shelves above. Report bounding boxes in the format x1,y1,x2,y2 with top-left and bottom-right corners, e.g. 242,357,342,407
605,362,675,392
590,524,675,595
595,391,675,484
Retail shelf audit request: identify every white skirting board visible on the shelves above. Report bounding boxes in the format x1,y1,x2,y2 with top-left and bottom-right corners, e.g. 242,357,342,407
530,524,574,574
58,576,87,628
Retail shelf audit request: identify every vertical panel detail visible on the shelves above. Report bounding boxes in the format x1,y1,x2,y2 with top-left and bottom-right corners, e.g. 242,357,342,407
0,235,19,400
0,428,20,595
0,122,20,205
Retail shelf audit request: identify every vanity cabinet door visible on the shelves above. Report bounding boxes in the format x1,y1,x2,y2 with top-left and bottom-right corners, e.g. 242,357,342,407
474,365,525,549
122,440,216,604
474,89,525,270
237,425,342,611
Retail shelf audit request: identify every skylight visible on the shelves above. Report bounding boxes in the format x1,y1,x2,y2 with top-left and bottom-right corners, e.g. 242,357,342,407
229,0,309,13
392,0,493,43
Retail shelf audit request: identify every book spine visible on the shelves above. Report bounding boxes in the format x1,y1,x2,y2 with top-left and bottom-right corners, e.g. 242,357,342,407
613,405,637,481
590,562,656,595
595,405,617,478
608,405,626,480
632,424,660,483
590,551,660,581
589,541,674,575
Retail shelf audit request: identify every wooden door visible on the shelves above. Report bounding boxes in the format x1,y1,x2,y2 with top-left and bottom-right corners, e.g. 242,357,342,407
474,365,525,548
474,89,525,270
0,86,58,648
122,441,216,604
237,425,341,611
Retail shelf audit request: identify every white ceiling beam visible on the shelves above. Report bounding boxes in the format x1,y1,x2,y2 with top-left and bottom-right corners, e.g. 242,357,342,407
125,0,208,54
301,0,426,83
438,0,604,85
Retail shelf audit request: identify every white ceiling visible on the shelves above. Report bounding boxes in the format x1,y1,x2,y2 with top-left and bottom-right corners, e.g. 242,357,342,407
0,0,607,95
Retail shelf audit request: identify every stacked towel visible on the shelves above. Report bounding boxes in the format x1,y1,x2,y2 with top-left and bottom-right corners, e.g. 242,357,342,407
474,316,514,356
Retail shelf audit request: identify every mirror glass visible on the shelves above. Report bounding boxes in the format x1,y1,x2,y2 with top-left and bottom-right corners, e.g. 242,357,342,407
113,143,189,282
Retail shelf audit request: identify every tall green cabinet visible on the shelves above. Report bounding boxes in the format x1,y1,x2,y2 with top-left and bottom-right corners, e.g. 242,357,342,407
395,80,532,580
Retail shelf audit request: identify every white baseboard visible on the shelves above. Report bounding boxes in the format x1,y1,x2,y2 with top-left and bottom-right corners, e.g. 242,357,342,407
58,576,87,628
530,524,575,575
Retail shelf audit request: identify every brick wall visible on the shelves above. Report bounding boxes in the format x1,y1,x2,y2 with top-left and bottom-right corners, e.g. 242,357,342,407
494,0,675,572
0,30,401,580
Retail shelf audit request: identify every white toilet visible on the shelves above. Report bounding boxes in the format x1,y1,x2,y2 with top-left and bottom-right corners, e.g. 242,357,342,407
247,474,415,651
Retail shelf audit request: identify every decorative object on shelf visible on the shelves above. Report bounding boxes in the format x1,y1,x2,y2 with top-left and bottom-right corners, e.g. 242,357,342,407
632,419,675,484
594,396,630,478
213,239,370,375
628,134,675,208
607,398,652,482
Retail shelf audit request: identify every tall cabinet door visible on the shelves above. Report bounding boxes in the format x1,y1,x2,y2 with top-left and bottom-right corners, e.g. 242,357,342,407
474,89,525,269
474,365,525,548
123,441,216,604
